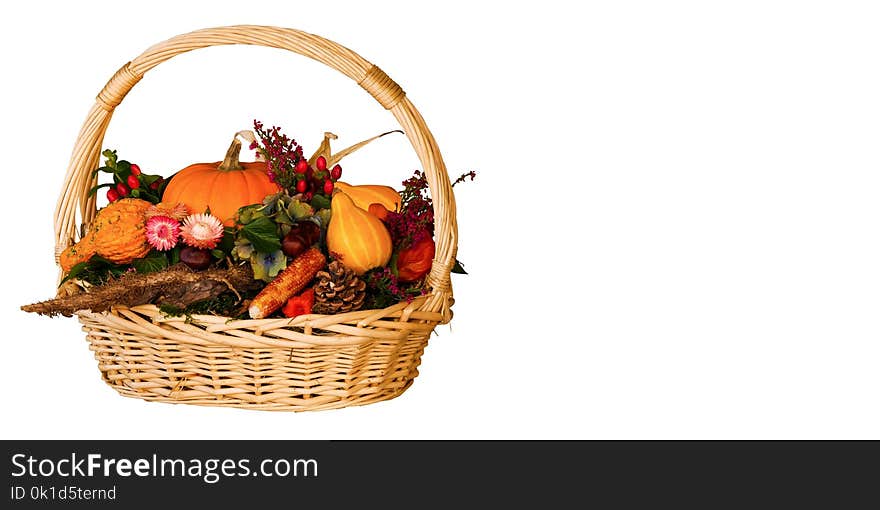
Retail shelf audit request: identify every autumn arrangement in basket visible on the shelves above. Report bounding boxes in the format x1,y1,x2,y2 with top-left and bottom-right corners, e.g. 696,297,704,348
23,120,474,320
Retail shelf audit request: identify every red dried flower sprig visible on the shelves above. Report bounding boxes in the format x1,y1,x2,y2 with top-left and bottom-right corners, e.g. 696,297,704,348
452,170,477,187
384,170,434,249
250,120,305,193
384,169,477,249
364,266,427,308
250,120,343,202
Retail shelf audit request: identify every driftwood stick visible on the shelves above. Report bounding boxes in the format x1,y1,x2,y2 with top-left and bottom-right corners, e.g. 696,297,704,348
21,264,259,317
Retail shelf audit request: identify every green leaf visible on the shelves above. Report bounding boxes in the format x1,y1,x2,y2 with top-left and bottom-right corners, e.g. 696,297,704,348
288,200,315,219
62,255,126,286
155,172,175,198
132,251,169,274
389,251,400,278
241,216,282,253
130,189,140,197
116,160,132,175
102,149,118,168
137,189,160,204
170,245,181,265
58,261,90,286
274,209,294,225
261,191,285,214
250,250,287,282
315,208,332,230
211,249,225,260
451,259,468,274
218,229,235,253
87,182,114,197
91,166,116,176
139,174,161,185
310,194,331,211
236,204,262,225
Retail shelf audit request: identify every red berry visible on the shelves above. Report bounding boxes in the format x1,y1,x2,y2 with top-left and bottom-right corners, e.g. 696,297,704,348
116,182,129,197
106,188,120,202
316,156,327,171
295,159,308,174
323,179,334,195
330,164,342,180
303,191,313,201
127,174,140,189
150,177,163,190
296,179,307,193
130,163,141,176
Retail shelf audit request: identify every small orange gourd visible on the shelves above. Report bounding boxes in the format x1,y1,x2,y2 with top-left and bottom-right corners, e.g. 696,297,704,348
59,234,97,273
326,191,393,275
162,136,280,226
334,181,401,214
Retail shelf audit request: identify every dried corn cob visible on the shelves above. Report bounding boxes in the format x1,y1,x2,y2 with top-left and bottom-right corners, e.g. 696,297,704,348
248,247,327,319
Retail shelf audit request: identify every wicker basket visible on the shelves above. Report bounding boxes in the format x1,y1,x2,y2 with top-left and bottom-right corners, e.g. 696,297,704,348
54,25,458,412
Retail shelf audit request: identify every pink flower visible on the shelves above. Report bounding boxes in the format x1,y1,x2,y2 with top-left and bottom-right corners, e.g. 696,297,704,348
180,213,224,249
145,215,180,251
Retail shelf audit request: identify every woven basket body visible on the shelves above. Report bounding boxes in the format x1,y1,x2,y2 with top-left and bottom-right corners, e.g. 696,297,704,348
55,26,457,412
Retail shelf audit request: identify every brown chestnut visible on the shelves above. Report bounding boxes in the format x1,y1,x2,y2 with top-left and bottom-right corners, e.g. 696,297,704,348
281,232,307,259
180,246,212,270
282,221,321,258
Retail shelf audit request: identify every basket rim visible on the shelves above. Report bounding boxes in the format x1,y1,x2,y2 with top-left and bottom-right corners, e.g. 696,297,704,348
78,292,445,349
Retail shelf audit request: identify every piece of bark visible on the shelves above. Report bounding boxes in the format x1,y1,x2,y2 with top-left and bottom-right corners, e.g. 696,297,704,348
22,264,260,317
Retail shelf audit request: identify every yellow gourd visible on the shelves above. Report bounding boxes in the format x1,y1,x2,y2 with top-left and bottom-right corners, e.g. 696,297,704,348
326,191,392,275
334,181,401,214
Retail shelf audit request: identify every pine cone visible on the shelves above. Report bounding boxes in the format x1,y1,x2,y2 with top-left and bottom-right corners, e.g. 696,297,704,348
312,261,367,314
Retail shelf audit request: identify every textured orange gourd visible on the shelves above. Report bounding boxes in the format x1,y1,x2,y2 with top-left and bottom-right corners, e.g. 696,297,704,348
88,198,153,265
334,181,401,214
60,198,153,271
327,191,393,275
162,137,280,226
59,233,97,273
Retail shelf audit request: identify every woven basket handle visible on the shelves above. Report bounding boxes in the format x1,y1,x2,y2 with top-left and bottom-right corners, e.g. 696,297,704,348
54,25,457,317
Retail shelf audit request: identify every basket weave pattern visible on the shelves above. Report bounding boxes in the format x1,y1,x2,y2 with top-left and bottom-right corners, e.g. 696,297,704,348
54,26,457,411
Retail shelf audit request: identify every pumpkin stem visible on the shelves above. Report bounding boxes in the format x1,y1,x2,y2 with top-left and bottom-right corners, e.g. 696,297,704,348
218,138,244,171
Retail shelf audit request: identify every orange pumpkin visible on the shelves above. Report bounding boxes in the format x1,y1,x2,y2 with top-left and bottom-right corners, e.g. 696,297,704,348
162,137,280,226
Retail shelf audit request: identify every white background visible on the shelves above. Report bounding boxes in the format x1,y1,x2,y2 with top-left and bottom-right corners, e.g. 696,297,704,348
1,1,878,439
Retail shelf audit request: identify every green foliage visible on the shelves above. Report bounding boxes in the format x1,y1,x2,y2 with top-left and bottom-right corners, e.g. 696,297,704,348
251,250,287,282
60,255,128,287
288,200,314,220
88,149,167,204
159,291,246,319
234,192,331,267
309,194,331,211
132,251,169,274
315,208,332,230
240,216,282,253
